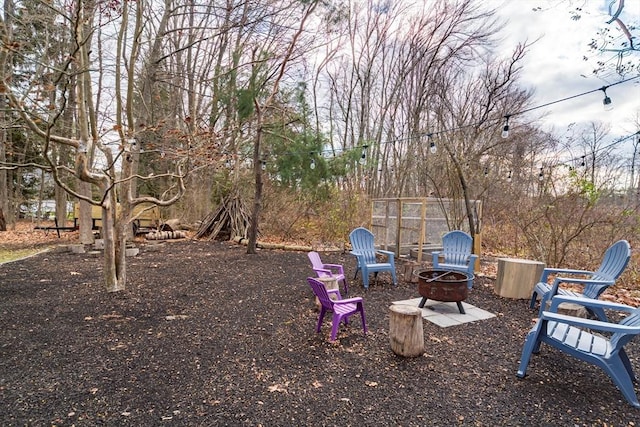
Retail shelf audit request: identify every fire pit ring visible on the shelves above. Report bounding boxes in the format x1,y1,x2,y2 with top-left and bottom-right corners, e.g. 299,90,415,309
416,270,473,314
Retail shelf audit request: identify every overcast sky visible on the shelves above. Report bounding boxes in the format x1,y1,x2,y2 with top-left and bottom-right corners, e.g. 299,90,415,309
493,0,639,150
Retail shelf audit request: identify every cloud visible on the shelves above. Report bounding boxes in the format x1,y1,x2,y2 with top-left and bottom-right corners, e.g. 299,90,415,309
494,0,639,140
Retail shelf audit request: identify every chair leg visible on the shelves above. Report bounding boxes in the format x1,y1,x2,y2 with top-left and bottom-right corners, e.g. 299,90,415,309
357,302,367,335
619,348,637,382
362,270,370,289
316,308,326,333
390,268,397,286
467,266,474,289
536,293,551,317
604,358,640,408
330,313,345,341
516,323,543,378
588,306,608,321
529,291,538,309
341,278,348,296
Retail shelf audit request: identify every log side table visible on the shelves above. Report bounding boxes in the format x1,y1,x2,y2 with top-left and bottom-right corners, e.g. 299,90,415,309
495,258,545,299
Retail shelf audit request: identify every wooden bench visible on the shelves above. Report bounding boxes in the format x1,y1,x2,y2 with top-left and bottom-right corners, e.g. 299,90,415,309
34,218,78,238
72,203,160,235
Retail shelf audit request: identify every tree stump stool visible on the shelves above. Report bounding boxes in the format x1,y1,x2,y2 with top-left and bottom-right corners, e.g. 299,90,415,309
544,301,588,318
314,277,339,310
389,305,424,357
495,258,545,299
401,261,421,283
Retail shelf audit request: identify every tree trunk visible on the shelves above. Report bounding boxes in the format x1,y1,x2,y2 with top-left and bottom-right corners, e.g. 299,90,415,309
0,0,13,228
78,181,94,244
247,114,263,255
101,199,126,293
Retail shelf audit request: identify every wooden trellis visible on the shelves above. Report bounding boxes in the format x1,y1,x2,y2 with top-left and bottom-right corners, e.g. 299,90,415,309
370,197,482,262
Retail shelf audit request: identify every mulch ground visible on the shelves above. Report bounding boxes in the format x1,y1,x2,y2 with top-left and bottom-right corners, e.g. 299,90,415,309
1,237,639,426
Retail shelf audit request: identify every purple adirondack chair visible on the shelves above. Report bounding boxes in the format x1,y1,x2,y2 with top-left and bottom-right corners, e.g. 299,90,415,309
306,277,367,341
308,251,348,295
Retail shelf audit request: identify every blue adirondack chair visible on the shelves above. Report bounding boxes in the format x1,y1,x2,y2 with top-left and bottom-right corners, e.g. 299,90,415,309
431,230,477,289
529,240,631,319
517,295,640,408
348,227,397,289
306,277,367,341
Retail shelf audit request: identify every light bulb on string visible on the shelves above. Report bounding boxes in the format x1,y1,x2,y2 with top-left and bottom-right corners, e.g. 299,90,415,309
483,167,488,177
310,158,316,170
507,170,512,183
601,86,613,111
261,160,266,171
501,116,510,139
581,156,586,167
538,167,544,181
358,144,369,165
427,134,436,153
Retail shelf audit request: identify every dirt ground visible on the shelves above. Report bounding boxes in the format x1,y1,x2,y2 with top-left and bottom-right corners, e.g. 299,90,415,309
1,224,640,425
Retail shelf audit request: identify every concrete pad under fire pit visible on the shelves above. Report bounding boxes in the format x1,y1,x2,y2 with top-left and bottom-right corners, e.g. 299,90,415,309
392,298,496,327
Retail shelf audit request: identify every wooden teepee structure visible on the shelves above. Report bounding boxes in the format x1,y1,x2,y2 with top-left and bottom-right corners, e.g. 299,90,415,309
195,194,250,241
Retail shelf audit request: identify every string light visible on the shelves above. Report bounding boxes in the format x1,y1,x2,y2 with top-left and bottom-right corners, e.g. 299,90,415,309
507,170,512,182
601,86,613,111
501,116,510,139
538,167,544,181
438,76,637,144
359,145,368,165
231,78,638,176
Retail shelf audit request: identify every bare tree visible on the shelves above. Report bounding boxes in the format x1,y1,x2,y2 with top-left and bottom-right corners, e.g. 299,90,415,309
2,0,187,292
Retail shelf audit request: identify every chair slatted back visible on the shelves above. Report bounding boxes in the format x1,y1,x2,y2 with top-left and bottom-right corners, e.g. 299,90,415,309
308,251,330,279
441,231,473,265
307,277,334,310
584,240,631,299
349,227,377,264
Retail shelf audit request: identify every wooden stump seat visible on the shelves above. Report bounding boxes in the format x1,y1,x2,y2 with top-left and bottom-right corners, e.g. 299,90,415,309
389,305,424,357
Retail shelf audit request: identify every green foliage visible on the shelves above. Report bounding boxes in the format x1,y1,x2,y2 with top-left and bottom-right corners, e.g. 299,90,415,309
568,169,600,204
237,88,255,120
262,81,359,198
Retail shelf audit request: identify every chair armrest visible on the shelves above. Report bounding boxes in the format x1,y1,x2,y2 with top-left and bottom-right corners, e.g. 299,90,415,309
376,249,395,261
334,297,363,304
313,267,333,275
540,311,640,334
327,288,343,299
548,295,637,313
546,276,614,297
322,263,345,274
539,267,594,283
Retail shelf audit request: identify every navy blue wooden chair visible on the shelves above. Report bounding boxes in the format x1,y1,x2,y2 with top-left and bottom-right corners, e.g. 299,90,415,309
431,230,477,289
517,295,640,408
348,227,397,290
529,240,631,319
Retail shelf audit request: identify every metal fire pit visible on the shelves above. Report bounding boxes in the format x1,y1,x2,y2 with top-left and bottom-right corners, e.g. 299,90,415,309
416,270,472,314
